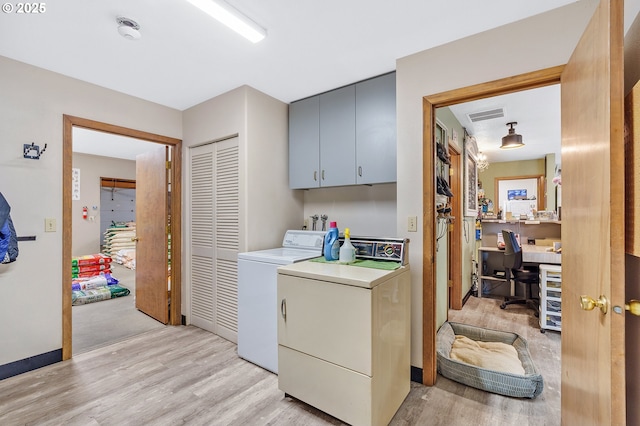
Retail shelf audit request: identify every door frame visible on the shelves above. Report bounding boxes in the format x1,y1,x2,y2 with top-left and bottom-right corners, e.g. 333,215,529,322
422,65,564,384
447,143,462,310
62,115,183,360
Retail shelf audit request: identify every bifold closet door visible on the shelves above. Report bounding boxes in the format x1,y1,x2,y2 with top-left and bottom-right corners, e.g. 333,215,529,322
189,137,239,343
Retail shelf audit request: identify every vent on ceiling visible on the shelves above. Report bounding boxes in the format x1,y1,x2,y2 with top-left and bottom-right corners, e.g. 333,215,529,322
467,107,505,123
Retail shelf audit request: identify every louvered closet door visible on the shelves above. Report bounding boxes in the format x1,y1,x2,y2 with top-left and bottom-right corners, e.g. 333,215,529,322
189,137,239,343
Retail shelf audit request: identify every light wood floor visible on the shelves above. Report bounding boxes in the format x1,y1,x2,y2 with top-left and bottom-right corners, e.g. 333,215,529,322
0,296,560,426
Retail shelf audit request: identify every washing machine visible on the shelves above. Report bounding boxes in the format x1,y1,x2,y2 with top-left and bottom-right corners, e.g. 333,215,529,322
237,229,325,373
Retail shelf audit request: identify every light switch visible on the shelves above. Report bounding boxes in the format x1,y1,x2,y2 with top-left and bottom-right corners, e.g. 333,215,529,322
45,218,56,232
408,216,418,232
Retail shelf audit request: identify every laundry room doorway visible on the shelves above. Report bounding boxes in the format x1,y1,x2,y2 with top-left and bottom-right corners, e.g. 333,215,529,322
62,115,183,360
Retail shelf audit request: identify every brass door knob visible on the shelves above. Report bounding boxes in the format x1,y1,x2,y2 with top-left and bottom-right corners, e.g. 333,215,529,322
626,300,640,316
580,295,608,314
612,299,640,315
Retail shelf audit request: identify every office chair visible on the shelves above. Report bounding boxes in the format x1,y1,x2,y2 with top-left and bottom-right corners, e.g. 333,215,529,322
500,229,540,316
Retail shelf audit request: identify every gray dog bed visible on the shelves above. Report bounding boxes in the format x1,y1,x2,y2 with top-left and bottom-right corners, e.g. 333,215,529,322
436,321,544,398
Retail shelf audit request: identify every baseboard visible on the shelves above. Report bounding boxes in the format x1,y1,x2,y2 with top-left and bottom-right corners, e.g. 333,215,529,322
0,349,62,380
462,288,475,306
411,366,423,383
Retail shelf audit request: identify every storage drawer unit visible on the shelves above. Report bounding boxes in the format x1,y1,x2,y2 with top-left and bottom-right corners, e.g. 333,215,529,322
539,264,562,332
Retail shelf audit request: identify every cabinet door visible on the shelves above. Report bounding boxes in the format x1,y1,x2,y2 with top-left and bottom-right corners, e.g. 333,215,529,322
319,85,356,187
278,274,372,375
356,73,397,184
289,96,320,189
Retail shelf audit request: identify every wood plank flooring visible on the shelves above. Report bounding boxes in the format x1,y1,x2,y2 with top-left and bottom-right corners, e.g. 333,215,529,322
0,296,560,426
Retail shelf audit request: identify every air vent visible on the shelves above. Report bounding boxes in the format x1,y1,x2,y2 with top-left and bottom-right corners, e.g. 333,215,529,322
467,108,505,123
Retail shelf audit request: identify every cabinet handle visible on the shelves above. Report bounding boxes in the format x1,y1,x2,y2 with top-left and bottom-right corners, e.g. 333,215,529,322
314,171,317,181
280,298,287,321
321,170,325,181
358,166,362,177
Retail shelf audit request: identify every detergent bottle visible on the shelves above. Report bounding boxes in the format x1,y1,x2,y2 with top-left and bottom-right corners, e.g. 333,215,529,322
324,222,339,261
339,228,356,264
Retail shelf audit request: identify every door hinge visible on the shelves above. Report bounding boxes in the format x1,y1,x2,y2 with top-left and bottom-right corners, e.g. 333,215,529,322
166,161,171,170
448,280,453,288
166,225,171,235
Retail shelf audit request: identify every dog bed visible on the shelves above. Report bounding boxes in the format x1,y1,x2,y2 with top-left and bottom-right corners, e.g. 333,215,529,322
436,321,543,398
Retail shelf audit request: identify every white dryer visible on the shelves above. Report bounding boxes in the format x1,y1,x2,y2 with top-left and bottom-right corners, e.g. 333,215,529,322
237,230,325,373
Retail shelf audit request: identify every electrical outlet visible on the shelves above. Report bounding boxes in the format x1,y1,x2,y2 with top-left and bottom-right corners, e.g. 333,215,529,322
303,218,309,230
408,216,418,232
45,218,56,232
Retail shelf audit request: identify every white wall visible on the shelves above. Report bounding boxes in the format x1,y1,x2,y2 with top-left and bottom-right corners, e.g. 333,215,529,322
72,153,136,256
396,0,598,368
245,88,305,250
302,184,396,236
182,85,304,321
182,85,303,253
0,56,182,366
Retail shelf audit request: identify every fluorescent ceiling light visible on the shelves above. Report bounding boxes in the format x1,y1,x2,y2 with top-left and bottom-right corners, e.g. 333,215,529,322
186,0,266,43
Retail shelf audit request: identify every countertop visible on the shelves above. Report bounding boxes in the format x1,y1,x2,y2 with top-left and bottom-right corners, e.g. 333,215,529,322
480,219,561,225
277,259,409,289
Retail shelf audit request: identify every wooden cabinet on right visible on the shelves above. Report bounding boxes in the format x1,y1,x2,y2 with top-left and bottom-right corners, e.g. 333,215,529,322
288,72,396,189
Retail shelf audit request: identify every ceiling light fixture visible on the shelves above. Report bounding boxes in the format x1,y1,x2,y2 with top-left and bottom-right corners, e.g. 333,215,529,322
500,122,524,149
477,152,489,171
185,0,266,43
116,16,141,41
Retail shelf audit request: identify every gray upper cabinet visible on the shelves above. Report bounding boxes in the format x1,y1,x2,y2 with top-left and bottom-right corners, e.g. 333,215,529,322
319,85,356,187
355,72,396,185
289,72,396,189
289,96,320,189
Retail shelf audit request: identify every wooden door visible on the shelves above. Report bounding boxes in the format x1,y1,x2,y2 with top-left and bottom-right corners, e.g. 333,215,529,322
135,145,169,324
560,0,625,424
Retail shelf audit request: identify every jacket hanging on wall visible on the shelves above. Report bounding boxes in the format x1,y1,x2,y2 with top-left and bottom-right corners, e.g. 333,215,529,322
0,192,18,263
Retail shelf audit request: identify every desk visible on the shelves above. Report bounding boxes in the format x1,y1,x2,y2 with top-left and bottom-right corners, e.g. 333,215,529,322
477,245,561,297
479,245,561,264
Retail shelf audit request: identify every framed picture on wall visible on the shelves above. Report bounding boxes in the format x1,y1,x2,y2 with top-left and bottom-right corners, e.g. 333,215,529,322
435,119,447,147
465,142,478,216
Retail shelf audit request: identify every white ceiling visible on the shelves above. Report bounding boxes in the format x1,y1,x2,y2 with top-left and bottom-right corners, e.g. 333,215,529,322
0,0,582,109
2,0,639,163
72,127,157,161
448,85,561,164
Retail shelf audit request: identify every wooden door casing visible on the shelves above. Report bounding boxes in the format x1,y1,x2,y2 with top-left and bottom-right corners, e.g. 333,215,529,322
62,115,182,359
625,80,640,426
421,65,565,385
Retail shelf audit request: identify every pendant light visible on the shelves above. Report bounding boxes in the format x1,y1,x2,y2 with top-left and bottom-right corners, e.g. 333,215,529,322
477,152,489,171
500,122,524,149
